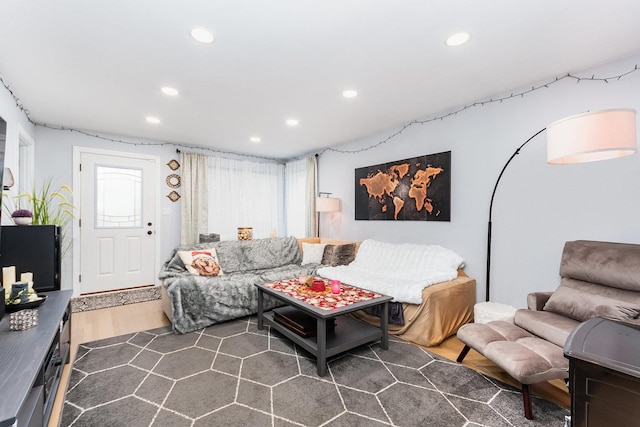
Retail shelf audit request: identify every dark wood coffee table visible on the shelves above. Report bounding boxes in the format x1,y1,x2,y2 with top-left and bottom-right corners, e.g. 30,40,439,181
255,279,393,376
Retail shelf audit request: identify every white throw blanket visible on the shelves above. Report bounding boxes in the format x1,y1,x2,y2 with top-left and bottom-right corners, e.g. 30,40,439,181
317,239,464,304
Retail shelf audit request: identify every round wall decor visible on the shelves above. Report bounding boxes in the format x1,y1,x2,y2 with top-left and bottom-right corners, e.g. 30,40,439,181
166,174,181,188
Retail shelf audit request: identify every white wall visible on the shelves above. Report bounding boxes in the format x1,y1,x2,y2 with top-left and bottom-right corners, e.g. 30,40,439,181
317,53,640,308
33,127,182,289
0,82,36,203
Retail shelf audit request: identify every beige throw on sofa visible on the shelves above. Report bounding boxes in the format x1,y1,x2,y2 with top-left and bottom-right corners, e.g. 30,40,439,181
351,269,475,347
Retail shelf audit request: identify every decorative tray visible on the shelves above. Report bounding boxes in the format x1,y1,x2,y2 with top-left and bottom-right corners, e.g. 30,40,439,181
5,295,47,313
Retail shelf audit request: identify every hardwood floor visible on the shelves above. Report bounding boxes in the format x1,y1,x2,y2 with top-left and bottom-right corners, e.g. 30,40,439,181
48,300,569,426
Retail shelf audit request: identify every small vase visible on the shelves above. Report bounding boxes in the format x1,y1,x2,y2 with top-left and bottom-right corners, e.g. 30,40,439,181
13,217,32,225
237,227,253,240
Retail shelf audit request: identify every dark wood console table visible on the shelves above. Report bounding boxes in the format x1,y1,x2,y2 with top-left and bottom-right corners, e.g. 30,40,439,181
564,317,640,427
0,290,72,427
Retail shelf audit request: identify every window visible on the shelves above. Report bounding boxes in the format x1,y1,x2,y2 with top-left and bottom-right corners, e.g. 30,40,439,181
95,166,142,228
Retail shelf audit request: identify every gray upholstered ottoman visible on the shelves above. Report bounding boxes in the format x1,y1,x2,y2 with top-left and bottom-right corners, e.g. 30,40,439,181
456,320,568,419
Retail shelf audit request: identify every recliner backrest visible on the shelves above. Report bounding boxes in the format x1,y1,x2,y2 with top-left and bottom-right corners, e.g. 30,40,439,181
560,240,640,292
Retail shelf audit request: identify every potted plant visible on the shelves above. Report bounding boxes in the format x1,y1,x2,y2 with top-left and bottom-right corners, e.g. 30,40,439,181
11,209,33,225
6,179,75,256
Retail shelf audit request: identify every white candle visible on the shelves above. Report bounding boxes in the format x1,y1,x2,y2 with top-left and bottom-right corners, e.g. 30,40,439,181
20,272,33,282
3,266,16,300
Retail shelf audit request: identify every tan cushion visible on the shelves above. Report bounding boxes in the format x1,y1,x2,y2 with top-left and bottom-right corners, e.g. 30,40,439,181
543,284,640,322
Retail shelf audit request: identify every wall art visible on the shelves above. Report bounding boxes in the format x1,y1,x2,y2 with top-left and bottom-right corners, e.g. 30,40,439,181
166,174,181,188
167,191,181,202
167,159,180,170
355,151,451,221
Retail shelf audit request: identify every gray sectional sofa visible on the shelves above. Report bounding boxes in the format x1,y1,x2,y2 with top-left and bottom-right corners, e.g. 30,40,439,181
159,236,320,333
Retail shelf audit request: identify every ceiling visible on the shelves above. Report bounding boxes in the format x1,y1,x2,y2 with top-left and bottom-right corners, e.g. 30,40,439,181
1,1,640,160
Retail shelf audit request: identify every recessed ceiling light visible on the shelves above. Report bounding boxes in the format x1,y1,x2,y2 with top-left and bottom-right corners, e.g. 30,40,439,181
446,32,470,47
146,116,161,124
161,86,179,96
250,136,261,143
286,119,299,126
190,27,215,44
342,89,358,98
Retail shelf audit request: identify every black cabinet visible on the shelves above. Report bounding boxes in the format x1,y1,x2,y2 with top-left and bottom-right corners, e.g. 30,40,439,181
564,317,640,427
0,225,61,293
0,290,71,427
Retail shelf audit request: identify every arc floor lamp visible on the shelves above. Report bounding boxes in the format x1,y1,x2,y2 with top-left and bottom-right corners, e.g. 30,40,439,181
486,108,637,301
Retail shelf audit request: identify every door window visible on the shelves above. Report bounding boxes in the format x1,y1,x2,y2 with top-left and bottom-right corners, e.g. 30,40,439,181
95,166,142,228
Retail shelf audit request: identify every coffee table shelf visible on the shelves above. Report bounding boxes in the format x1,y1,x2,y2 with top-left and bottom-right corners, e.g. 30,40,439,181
262,311,384,359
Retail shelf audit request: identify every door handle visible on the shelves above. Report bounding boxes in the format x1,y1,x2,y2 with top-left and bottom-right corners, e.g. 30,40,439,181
147,231,153,235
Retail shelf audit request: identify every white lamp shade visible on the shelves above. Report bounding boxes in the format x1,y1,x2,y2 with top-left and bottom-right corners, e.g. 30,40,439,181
547,108,637,164
2,168,14,189
316,197,340,212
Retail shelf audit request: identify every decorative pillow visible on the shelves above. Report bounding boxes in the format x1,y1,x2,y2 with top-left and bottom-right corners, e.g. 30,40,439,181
543,285,640,322
322,243,357,266
178,248,224,277
301,243,327,265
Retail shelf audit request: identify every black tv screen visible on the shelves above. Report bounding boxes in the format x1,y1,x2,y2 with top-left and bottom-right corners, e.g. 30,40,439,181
0,115,6,248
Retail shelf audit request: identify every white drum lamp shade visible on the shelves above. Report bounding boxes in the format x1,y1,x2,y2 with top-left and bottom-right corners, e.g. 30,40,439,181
547,108,637,164
316,197,340,212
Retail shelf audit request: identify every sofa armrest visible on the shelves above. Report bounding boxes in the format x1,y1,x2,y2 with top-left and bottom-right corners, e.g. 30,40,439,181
527,291,554,311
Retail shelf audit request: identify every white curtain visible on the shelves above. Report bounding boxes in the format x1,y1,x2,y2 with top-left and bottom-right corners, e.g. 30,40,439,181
305,156,317,237
208,156,284,241
180,152,209,244
284,156,317,238
285,158,306,238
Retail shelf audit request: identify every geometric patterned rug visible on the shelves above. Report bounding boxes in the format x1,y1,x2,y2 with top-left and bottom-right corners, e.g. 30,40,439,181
61,316,570,427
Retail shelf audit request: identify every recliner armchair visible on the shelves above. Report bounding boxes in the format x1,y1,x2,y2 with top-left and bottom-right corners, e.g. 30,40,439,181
457,240,640,419
515,239,640,346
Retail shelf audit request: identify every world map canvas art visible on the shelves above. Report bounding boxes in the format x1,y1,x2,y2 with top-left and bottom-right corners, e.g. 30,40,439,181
355,151,451,221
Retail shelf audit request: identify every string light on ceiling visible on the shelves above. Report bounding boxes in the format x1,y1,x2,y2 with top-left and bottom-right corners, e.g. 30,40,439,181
0,64,638,161
321,64,640,155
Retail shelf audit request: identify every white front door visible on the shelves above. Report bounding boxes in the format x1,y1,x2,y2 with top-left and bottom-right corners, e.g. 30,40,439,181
78,151,157,294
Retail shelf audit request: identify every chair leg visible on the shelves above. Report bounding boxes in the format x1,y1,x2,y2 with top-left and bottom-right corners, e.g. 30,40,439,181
456,345,471,363
522,384,533,420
